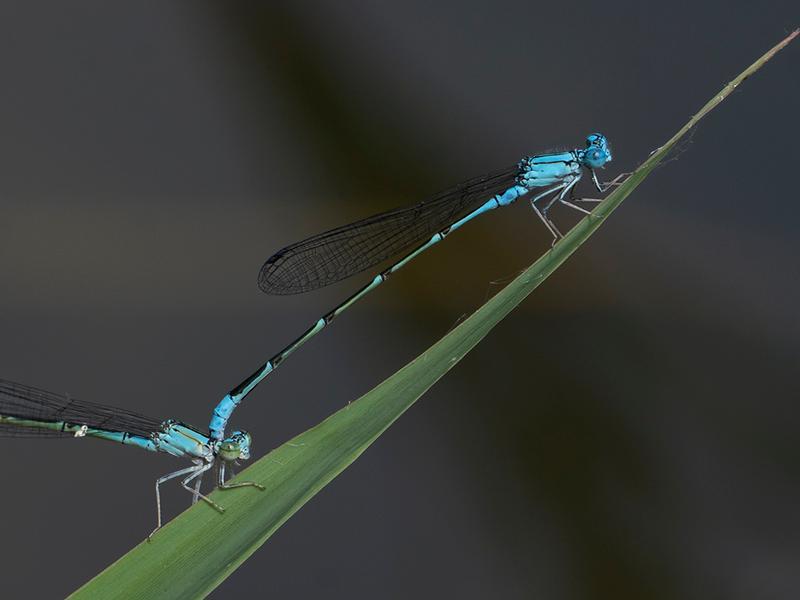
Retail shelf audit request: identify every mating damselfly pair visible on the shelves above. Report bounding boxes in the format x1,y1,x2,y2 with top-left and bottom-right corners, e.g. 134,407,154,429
1,133,618,536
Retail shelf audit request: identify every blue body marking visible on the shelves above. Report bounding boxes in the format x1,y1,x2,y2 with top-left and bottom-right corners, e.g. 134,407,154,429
209,134,616,440
0,379,262,537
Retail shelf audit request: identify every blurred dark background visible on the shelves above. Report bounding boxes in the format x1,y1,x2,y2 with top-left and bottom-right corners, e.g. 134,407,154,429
1,2,798,598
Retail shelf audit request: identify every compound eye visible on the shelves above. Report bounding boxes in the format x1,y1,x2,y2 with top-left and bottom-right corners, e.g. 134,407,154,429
587,134,607,149
584,148,609,168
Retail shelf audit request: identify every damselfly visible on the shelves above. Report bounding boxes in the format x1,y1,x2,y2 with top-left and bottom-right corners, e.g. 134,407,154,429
260,133,617,295
205,134,621,442
0,379,264,538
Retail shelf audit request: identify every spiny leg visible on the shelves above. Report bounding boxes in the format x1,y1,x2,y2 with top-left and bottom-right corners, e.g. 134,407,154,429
542,179,580,245
531,202,563,243
181,461,225,513
601,171,631,190
149,462,206,540
219,481,266,491
191,474,203,505
545,177,579,214
570,171,632,205
530,183,568,245
579,171,631,202
217,461,265,492
560,199,593,215
570,183,602,203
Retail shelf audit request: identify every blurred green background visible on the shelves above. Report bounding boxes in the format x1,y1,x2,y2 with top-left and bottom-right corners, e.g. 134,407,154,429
0,2,798,598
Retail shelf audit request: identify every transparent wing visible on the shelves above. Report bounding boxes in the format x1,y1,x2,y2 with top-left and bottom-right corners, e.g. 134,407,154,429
0,379,165,438
258,165,520,295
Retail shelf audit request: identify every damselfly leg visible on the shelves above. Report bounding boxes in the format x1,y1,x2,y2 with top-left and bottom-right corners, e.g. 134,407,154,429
541,171,631,237
574,171,631,203
217,461,265,492
148,460,220,540
181,461,222,512
530,182,569,243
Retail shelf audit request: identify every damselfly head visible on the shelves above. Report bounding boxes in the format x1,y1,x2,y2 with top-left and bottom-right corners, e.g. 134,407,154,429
581,133,612,168
218,430,253,462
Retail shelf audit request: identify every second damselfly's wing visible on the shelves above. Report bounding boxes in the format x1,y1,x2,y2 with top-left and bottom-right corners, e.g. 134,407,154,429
258,165,521,295
0,379,164,438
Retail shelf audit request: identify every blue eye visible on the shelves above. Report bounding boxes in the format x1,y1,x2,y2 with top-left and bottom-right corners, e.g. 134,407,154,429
587,133,605,148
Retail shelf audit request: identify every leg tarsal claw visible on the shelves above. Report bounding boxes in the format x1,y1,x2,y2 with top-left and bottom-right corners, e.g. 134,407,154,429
560,199,592,215
220,480,266,492
218,462,265,492
197,496,226,513
601,172,631,189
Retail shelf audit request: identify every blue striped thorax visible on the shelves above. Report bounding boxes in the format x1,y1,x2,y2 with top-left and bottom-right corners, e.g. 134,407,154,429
153,420,215,460
152,421,253,464
517,151,582,189
516,133,611,190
